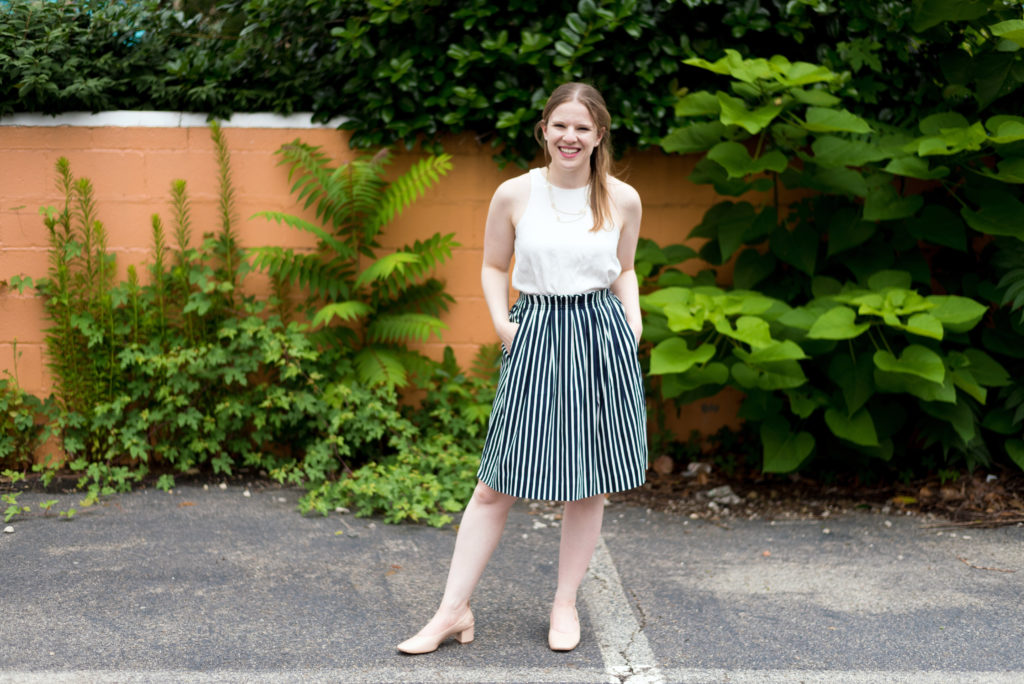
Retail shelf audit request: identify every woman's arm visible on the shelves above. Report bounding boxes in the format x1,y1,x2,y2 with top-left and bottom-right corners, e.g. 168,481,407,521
609,182,643,343
480,180,521,351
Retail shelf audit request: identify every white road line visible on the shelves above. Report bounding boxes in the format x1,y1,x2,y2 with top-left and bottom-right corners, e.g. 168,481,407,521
658,671,1024,683
0,670,609,683
6,670,1020,684
582,536,666,683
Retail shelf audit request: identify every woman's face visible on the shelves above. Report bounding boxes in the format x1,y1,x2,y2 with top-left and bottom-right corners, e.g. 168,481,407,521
542,100,603,175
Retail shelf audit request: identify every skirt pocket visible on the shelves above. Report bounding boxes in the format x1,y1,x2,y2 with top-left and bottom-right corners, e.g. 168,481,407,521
501,305,525,359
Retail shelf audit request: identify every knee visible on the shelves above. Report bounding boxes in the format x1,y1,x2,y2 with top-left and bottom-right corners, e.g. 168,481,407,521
564,493,606,513
471,481,516,509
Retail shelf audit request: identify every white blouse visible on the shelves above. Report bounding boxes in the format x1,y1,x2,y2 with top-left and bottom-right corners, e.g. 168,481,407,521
510,168,622,295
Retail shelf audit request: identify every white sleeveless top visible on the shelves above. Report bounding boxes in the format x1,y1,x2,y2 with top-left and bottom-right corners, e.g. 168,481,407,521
511,168,622,295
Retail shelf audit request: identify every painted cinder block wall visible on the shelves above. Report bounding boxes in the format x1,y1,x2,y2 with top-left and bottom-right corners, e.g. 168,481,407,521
0,113,740,439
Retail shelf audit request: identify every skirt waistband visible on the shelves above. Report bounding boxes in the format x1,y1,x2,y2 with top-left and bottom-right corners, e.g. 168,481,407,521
514,288,614,310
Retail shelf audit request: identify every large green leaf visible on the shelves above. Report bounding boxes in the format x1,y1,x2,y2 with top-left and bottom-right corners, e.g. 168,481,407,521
978,157,1024,184
761,417,815,473
675,90,721,117
919,112,970,134
785,388,825,419
770,222,817,275
963,348,1011,386
807,306,869,340
691,201,759,258
873,345,945,385
662,121,731,154
884,155,949,180
800,165,869,197
905,313,943,340
1005,439,1024,472
707,141,788,178
921,401,976,444
874,369,956,403
910,0,991,32
974,52,1020,109
828,353,875,415
867,270,913,290
825,407,879,446
961,187,1024,238
827,209,876,257
684,49,774,83
863,183,924,221
950,367,986,404
717,92,783,134
640,286,690,309
650,339,716,375
791,88,841,107
663,302,704,332
802,107,872,134
660,363,729,398
733,248,777,290
775,60,837,87
928,295,988,332
756,360,809,390
986,116,1024,144
810,136,889,168
714,315,773,348
735,340,807,363
911,122,987,156
689,158,754,196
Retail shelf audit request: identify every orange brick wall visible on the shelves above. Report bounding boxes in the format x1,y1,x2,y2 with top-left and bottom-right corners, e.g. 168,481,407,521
0,115,741,441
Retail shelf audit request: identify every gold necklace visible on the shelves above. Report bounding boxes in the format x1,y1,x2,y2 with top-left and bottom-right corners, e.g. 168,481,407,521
545,170,589,223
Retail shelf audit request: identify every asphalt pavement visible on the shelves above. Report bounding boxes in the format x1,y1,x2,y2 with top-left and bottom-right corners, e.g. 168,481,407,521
1,483,1022,683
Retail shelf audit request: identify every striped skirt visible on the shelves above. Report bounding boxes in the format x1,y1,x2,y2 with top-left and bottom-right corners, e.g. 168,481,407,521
478,289,648,501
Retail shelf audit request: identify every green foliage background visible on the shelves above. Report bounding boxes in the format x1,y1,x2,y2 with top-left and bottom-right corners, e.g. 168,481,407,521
5,0,1024,518
5,1,1023,165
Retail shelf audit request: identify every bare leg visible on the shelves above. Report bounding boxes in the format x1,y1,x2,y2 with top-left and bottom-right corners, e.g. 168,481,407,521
404,481,516,638
550,494,605,634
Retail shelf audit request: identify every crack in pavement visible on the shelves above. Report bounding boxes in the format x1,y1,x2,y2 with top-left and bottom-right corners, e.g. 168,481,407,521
582,537,665,684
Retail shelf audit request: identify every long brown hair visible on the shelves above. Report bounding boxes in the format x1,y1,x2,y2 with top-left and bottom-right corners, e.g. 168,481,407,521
534,82,614,232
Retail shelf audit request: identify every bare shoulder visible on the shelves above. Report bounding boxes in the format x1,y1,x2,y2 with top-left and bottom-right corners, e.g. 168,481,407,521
492,171,532,204
607,175,641,210
489,171,532,226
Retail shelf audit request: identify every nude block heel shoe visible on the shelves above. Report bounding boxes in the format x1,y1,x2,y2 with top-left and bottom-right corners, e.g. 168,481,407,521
548,606,580,652
396,608,475,655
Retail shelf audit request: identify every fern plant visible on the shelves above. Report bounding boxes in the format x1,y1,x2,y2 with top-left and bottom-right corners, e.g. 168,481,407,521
37,158,117,415
251,142,456,387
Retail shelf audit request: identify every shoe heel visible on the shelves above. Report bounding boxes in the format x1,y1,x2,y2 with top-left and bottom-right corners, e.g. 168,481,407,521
456,626,474,644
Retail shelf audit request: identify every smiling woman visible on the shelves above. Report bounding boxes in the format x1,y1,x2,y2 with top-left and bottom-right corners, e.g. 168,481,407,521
396,82,648,656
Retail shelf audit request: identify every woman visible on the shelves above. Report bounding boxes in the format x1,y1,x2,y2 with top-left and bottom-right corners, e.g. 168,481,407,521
397,82,648,654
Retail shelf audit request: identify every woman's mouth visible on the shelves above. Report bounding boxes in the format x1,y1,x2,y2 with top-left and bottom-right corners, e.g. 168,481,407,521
558,146,581,159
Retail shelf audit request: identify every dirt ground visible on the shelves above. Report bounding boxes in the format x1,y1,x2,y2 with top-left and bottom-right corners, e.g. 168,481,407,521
611,458,1024,529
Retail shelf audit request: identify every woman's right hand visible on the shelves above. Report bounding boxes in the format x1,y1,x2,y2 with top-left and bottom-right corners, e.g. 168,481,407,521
498,320,520,355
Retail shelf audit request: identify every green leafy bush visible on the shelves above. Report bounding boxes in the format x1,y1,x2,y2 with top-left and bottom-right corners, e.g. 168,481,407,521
647,14,1024,477
298,346,499,526
0,375,44,469
8,2,1024,166
7,122,489,524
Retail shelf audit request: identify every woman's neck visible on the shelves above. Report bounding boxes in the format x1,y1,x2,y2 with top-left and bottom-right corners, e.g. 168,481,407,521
545,164,591,190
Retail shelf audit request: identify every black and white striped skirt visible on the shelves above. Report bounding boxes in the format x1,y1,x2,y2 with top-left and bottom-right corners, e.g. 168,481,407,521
478,289,648,501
